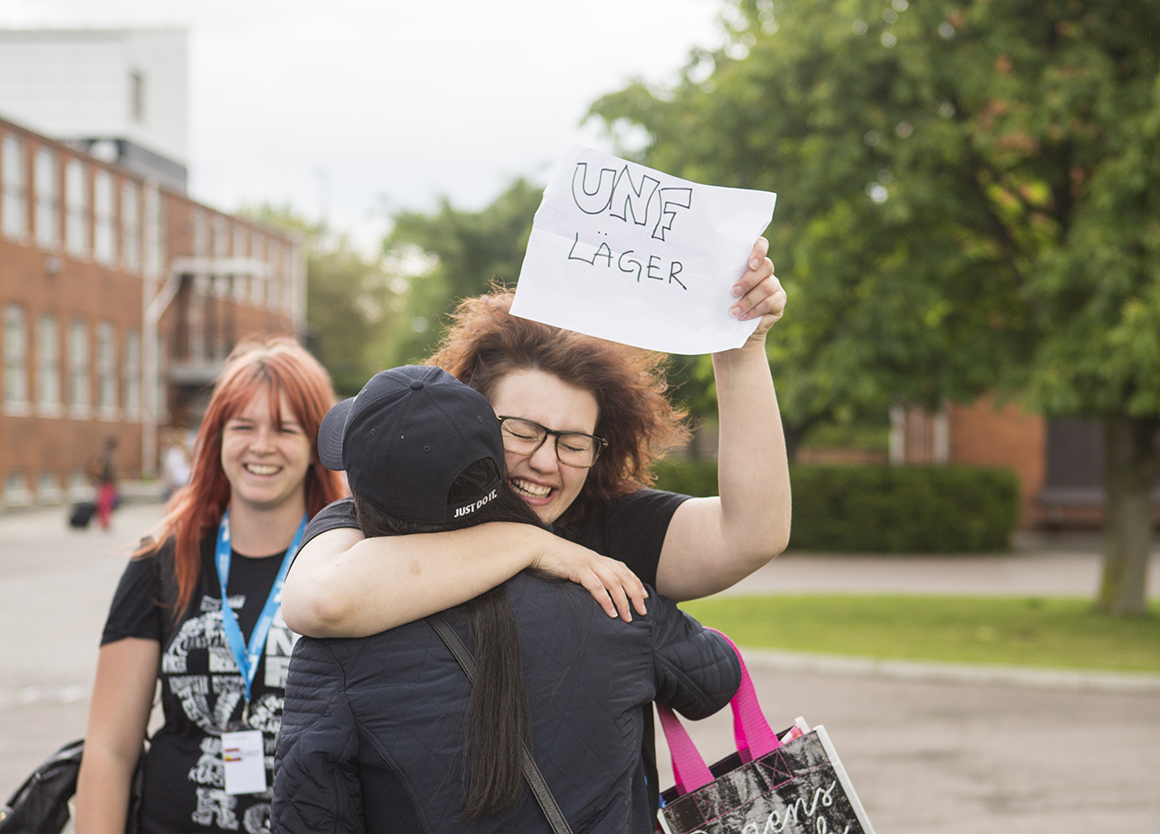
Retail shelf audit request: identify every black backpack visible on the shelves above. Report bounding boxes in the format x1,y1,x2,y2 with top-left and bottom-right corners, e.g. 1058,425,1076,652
0,739,143,834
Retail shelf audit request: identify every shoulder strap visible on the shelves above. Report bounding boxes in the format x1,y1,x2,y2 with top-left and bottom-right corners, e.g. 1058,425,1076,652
429,615,574,834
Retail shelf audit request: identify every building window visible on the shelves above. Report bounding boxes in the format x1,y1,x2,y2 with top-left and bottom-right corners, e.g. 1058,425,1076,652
121,181,140,274
192,209,208,258
36,314,61,414
271,246,284,313
130,70,146,123
267,244,281,311
67,319,90,414
151,330,164,418
4,304,29,410
123,328,141,417
4,471,33,507
283,243,297,313
2,134,27,241
233,226,249,300
93,171,115,266
213,215,228,258
96,321,117,416
34,148,59,249
190,280,206,362
37,471,63,504
144,185,162,277
250,234,265,305
65,160,89,258
67,470,90,501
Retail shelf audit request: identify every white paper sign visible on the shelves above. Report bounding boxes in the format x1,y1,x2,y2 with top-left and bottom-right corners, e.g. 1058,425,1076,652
510,145,776,355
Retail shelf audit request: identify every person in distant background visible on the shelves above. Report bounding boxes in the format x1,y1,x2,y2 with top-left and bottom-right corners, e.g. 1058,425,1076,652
161,426,193,502
91,436,119,531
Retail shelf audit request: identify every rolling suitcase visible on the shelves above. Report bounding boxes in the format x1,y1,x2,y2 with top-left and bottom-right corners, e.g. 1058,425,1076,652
68,501,96,529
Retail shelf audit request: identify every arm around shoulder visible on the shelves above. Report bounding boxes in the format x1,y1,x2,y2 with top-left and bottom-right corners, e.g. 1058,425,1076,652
282,522,647,638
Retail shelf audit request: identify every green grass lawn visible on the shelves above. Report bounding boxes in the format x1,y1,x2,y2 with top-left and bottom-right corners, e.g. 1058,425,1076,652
679,594,1160,674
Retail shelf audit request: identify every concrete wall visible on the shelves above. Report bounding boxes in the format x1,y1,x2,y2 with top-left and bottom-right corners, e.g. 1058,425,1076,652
0,28,188,166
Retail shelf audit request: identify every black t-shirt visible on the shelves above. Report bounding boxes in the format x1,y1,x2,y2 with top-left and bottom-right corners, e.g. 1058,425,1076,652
102,535,299,834
294,487,691,818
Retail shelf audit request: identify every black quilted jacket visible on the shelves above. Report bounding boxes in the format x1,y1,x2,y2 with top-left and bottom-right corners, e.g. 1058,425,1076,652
272,574,740,834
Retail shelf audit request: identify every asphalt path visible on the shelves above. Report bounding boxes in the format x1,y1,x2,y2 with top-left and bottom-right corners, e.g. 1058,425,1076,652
1,501,1157,832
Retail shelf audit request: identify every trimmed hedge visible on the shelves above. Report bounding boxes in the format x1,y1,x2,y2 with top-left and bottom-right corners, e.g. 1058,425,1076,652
652,461,1020,553
651,459,720,499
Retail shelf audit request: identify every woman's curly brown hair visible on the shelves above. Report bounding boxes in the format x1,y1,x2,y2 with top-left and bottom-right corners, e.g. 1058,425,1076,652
428,290,690,524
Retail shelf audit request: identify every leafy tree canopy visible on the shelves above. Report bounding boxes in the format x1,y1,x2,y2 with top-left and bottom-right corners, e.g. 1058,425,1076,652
589,0,1160,613
384,178,544,362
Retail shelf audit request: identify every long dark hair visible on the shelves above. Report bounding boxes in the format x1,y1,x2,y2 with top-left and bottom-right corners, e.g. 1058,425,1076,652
352,458,546,819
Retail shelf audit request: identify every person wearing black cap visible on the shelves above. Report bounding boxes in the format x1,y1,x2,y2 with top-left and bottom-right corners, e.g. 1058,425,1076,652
312,365,510,528
272,366,741,834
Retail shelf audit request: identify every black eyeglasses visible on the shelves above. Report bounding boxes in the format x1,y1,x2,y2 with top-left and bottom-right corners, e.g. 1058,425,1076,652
497,416,607,469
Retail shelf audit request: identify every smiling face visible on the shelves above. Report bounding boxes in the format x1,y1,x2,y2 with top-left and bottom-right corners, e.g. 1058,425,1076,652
488,368,599,525
220,385,313,516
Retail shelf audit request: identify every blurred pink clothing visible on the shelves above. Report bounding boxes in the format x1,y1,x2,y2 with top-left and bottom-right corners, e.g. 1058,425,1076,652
96,483,117,530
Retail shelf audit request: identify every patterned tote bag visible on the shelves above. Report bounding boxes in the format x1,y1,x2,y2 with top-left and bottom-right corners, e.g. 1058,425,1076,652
657,631,876,834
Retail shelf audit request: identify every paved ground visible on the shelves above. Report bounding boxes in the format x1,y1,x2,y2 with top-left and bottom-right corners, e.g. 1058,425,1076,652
725,530,1160,599
2,501,1158,832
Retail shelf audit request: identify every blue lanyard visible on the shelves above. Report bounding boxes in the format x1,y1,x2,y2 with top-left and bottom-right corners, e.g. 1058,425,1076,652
214,509,306,706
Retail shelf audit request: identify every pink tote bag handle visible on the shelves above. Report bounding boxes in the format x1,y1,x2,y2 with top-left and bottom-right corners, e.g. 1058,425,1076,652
656,629,779,796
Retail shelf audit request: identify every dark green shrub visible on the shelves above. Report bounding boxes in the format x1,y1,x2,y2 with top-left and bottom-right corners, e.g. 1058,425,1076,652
651,459,719,498
652,461,1020,553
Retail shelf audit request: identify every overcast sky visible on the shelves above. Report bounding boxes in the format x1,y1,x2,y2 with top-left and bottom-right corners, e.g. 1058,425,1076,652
0,0,730,251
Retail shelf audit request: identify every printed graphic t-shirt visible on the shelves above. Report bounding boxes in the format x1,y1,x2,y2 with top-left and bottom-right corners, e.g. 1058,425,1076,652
102,535,299,834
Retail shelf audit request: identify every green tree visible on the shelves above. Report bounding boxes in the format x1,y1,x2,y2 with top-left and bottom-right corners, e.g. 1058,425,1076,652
385,178,543,362
243,205,402,395
590,0,1160,615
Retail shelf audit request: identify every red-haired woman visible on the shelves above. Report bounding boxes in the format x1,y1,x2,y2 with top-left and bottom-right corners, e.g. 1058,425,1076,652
75,338,346,834
281,239,789,817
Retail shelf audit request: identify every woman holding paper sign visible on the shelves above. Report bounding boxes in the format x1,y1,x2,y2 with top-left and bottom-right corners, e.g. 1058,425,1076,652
284,237,784,626
281,238,787,812
75,338,346,834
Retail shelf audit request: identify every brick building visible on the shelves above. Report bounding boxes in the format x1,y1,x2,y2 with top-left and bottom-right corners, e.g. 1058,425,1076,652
0,114,305,509
892,397,1124,529
0,28,189,192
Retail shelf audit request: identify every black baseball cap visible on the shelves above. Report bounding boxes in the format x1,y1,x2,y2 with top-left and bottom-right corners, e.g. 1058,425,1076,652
317,365,505,524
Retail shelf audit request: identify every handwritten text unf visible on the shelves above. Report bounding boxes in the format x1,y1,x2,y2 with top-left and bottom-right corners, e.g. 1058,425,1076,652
571,162,693,241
